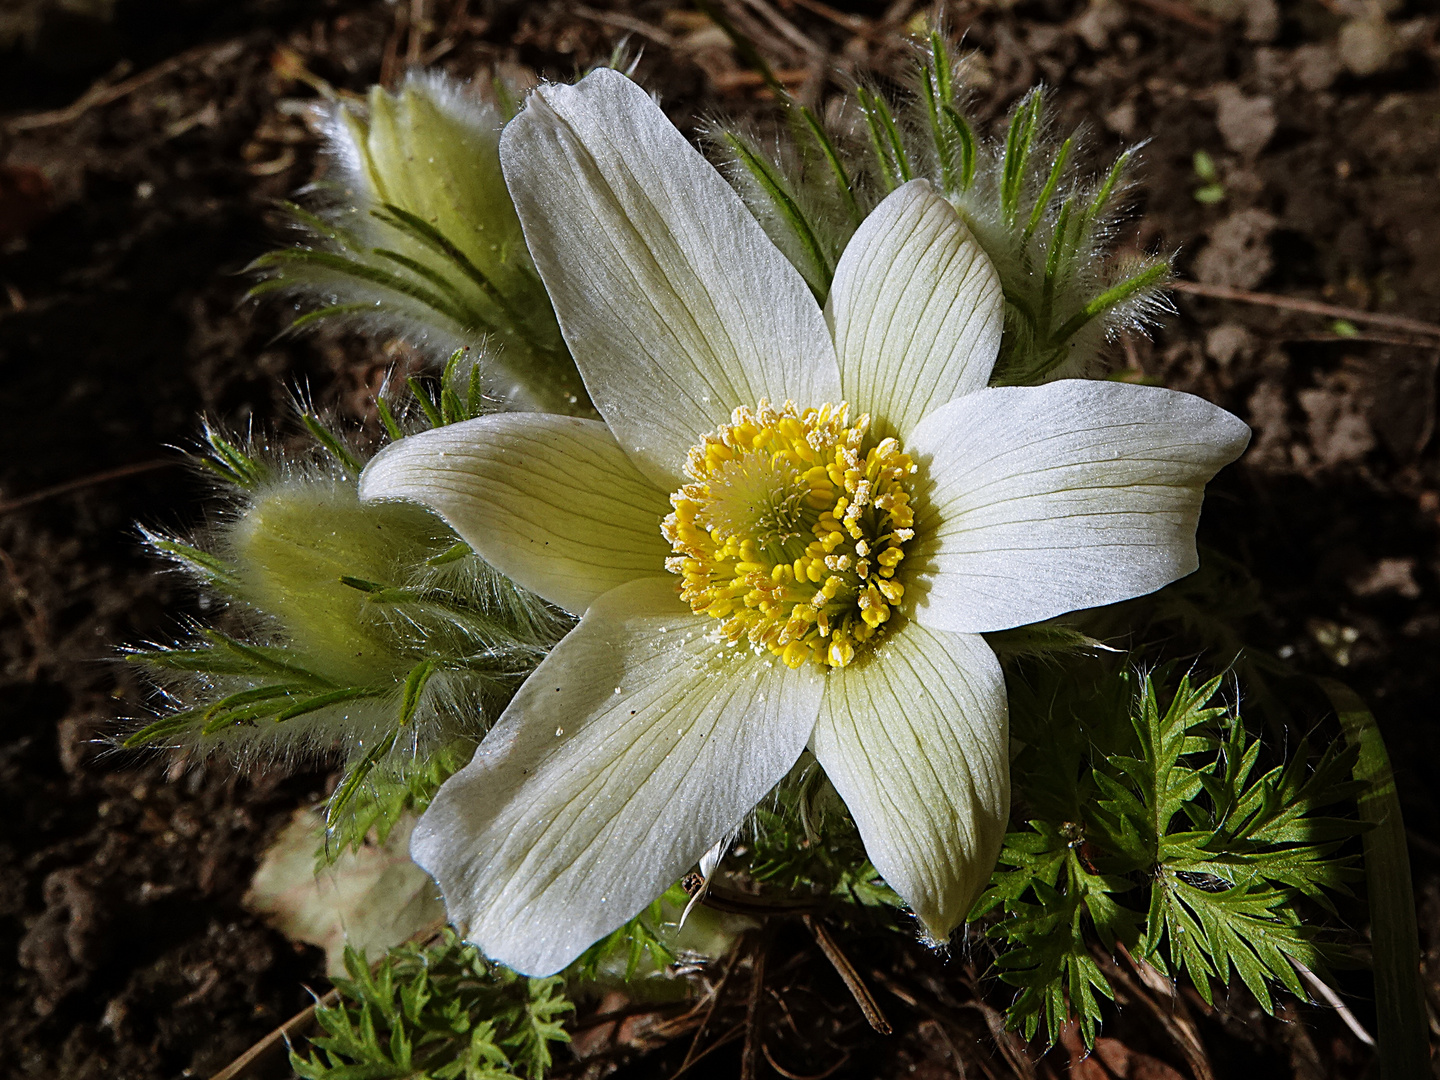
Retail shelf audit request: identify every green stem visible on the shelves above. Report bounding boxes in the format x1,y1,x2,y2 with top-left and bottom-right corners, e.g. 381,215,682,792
1000,93,1042,227
1039,199,1074,340
857,87,910,191
303,413,364,474
1049,262,1170,346
942,105,977,192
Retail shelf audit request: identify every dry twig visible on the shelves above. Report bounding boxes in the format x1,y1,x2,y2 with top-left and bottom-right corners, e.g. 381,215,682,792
784,0,871,35
674,935,747,1076
6,41,243,133
802,914,892,1035
741,940,767,1080
1285,332,1439,349
570,1000,692,1032
740,0,827,57
1101,945,1216,1080
761,1041,852,1080
209,989,337,1080
379,3,407,89
406,0,428,67
0,459,179,515
1121,0,1222,32
961,998,1038,1080
688,876,821,916
1173,280,1440,339
571,4,680,47
671,1022,747,1077
1293,960,1376,1047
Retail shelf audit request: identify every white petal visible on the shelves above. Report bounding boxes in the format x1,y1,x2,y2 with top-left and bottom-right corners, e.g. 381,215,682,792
359,414,670,614
810,622,1008,942
411,578,824,976
906,381,1252,633
827,180,1002,441
500,68,840,486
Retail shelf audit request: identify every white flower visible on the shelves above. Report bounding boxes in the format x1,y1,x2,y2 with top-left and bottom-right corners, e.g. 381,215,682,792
359,69,1250,977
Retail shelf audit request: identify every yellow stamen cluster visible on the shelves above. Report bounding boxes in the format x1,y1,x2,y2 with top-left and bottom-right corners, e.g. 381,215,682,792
663,399,916,669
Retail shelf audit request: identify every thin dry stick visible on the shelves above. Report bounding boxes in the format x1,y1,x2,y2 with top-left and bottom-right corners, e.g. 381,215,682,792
785,0,871,35
1103,946,1216,1080
1292,960,1376,1047
962,998,1038,1080
0,459,179,515
417,37,457,65
1121,0,1221,32
416,0,468,65
569,999,692,1032
209,989,338,1080
868,968,983,1079
762,1041,852,1080
670,1023,747,1078
1171,280,1440,339
379,4,406,89
1286,331,1438,348
405,0,427,66
740,941,767,1080
739,0,827,57
918,1018,968,1080
801,914,892,1035
675,936,746,1075
571,4,680,47
6,41,240,132
687,874,821,916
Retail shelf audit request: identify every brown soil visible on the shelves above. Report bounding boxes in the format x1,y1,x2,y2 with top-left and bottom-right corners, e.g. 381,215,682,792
0,1,1436,1078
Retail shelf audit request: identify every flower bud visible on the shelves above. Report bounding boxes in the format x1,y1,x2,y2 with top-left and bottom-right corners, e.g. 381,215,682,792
228,479,448,685
251,72,587,414
129,416,568,858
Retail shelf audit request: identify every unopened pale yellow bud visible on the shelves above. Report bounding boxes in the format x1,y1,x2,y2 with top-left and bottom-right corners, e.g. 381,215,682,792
230,481,445,685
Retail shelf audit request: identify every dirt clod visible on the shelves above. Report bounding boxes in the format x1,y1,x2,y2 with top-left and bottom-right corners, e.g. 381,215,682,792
1194,208,1278,289
1214,84,1277,158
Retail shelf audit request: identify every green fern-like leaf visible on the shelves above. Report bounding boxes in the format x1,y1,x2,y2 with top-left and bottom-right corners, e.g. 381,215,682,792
290,931,571,1080
984,664,1362,1047
978,822,1136,1044
568,896,678,983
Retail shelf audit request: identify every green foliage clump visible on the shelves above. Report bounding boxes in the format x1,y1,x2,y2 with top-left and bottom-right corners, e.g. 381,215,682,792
129,356,570,859
321,739,472,861
743,761,903,911
569,893,679,983
708,28,1170,385
292,931,572,1080
976,666,1363,1046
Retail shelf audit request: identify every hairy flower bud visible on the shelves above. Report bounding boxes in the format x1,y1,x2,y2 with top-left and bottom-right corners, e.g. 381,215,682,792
251,72,587,414
130,408,569,858
231,481,446,686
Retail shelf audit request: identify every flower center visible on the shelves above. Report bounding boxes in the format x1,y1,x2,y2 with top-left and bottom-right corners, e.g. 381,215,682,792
663,399,916,669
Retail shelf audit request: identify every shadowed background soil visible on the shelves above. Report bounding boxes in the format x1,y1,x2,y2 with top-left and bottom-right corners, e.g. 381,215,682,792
0,1,1437,1077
